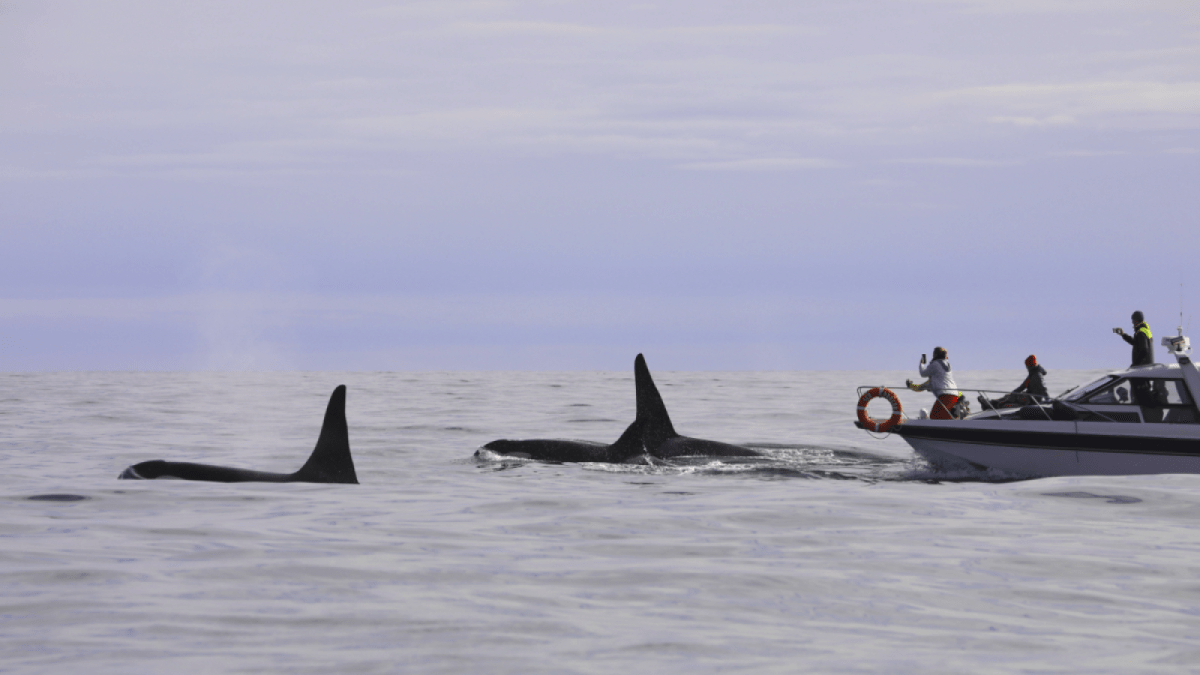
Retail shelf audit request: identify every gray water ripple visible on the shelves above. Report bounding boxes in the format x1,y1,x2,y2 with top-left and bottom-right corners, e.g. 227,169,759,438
1042,491,1143,504
1,370,1197,674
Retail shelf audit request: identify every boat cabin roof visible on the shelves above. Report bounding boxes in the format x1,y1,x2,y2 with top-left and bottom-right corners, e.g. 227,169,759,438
1060,362,1192,402
1106,362,1184,379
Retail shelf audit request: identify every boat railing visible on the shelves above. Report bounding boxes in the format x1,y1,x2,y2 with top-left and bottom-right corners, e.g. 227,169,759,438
856,386,1061,422
963,391,1137,423
856,386,1137,424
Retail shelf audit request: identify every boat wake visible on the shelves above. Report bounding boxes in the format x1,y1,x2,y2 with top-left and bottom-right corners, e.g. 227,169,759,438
475,444,921,481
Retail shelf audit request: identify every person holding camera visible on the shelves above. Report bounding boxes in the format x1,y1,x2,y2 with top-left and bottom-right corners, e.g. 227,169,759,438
1114,311,1162,420
906,346,963,420
1114,311,1154,367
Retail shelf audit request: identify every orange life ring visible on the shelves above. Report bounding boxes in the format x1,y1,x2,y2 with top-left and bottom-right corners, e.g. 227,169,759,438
857,387,903,432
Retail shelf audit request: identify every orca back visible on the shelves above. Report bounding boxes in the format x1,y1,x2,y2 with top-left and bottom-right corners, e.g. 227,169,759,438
121,460,294,482
481,438,613,462
654,436,763,459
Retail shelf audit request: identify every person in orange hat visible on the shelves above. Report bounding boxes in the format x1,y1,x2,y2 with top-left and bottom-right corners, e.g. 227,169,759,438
978,355,1048,410
1012,354,1048,401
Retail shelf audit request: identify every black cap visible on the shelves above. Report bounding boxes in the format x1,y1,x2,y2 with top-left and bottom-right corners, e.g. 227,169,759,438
1132,310,1144,324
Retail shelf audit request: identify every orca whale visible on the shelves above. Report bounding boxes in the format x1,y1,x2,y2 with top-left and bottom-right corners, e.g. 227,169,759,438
479,354,760,463
119,385,358,484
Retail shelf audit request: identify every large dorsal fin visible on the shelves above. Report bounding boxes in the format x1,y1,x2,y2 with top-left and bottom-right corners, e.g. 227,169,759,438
294,385,359,484
634,353,677,451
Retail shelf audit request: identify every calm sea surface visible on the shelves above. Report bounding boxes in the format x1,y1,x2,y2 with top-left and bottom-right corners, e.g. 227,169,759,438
3,369,1199,674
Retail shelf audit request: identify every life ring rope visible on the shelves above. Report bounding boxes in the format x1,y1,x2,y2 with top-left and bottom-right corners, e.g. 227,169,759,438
857,387,903,432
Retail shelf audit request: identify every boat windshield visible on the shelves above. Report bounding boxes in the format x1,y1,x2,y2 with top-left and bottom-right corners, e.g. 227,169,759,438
1062,375,1118,402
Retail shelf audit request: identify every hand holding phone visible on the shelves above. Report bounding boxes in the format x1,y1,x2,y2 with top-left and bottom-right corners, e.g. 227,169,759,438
1113,327,1124,335
921,353,927,364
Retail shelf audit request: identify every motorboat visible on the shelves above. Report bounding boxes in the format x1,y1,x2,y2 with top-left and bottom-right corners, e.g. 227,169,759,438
856,331,1200,476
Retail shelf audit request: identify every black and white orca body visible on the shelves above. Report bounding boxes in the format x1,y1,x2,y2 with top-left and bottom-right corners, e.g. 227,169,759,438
480,419,646,463
480,354,760,463
119,385,358,484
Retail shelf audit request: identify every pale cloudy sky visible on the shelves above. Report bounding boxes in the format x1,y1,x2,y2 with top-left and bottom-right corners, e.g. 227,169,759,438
1,0,1197,370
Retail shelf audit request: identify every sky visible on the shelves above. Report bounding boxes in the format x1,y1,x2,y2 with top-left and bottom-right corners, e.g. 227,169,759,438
1,0,1197,371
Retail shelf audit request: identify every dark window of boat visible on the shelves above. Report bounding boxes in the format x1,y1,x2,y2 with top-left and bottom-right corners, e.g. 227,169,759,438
1079,378,1142,405
1131,378,1198,424
1075,377,1198,424
1063,375,1118,403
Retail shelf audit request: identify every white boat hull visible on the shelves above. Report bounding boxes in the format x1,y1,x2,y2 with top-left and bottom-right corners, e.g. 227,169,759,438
904,436,1200,476
866,340,1200,477
895,419,1200,477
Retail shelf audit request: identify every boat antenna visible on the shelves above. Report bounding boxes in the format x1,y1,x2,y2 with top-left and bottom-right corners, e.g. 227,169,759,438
1180,277,1190,333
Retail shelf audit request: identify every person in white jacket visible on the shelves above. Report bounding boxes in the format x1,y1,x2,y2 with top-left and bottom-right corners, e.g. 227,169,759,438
907,346,963,419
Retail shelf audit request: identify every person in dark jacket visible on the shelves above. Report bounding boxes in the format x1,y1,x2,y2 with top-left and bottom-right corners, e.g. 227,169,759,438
1013,354,1048,400
1115,310,1154,367
1115,310,1160,419
978,355,1048,410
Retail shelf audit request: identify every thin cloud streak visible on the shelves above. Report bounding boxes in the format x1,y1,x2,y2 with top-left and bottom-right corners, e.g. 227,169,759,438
913,0,1185,13
1,0,1197,370
678,158,840,171
5,1,1196,172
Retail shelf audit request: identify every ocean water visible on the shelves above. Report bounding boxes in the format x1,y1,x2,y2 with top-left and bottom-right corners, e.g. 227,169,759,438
3,368,1200,674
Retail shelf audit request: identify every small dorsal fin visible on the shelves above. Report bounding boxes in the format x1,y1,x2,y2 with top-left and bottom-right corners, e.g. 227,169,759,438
294,385,358,484
634,354,677,451
606,419,644,461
